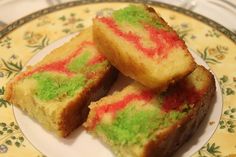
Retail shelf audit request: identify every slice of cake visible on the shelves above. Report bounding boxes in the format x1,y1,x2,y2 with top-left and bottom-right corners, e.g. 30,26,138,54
84,66,215,157
4,28,118,137
93,4,196,90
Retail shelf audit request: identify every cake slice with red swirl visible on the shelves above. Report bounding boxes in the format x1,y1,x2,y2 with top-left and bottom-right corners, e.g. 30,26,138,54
84,66,215,157
93,4,196,90
5,28,118,137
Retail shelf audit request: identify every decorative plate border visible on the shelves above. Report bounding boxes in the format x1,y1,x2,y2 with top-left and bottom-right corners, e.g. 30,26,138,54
0,1,235,157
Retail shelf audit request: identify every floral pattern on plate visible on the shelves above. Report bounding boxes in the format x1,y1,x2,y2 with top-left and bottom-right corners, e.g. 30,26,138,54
0,1,236,157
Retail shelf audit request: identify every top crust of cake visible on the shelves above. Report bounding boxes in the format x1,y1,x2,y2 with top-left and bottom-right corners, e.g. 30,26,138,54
93,4,196,90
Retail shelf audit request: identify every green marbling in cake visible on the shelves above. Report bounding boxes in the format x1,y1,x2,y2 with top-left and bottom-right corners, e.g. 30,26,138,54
112,5,163,28
32,72,86,101
96,103,186,146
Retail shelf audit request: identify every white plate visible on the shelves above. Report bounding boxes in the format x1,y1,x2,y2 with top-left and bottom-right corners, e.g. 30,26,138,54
13,34,223,157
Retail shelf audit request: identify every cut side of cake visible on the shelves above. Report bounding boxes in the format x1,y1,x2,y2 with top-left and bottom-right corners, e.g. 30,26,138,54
84,66,215,157
4,28,118,137
93,4,196,90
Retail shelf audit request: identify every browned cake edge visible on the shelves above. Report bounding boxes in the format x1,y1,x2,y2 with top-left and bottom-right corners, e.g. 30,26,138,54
58,66,118,137
4,66,33,101
5,65,118,137
142,67,216,157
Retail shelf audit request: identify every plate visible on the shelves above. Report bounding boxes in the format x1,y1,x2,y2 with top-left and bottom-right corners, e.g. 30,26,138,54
0,1,236,157
13,32,222,157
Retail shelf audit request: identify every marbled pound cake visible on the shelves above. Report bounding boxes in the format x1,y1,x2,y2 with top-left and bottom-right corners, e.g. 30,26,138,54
84,66,215,157
5,28,118,137
93,4,196,90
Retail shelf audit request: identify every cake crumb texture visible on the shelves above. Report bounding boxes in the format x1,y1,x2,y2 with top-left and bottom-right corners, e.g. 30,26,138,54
93,4,196,90
5,28,118,137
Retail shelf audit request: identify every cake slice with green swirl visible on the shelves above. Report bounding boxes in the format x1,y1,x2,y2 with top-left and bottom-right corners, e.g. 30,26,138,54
84,66,215,157
5,28,118,137
93,4,196,90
